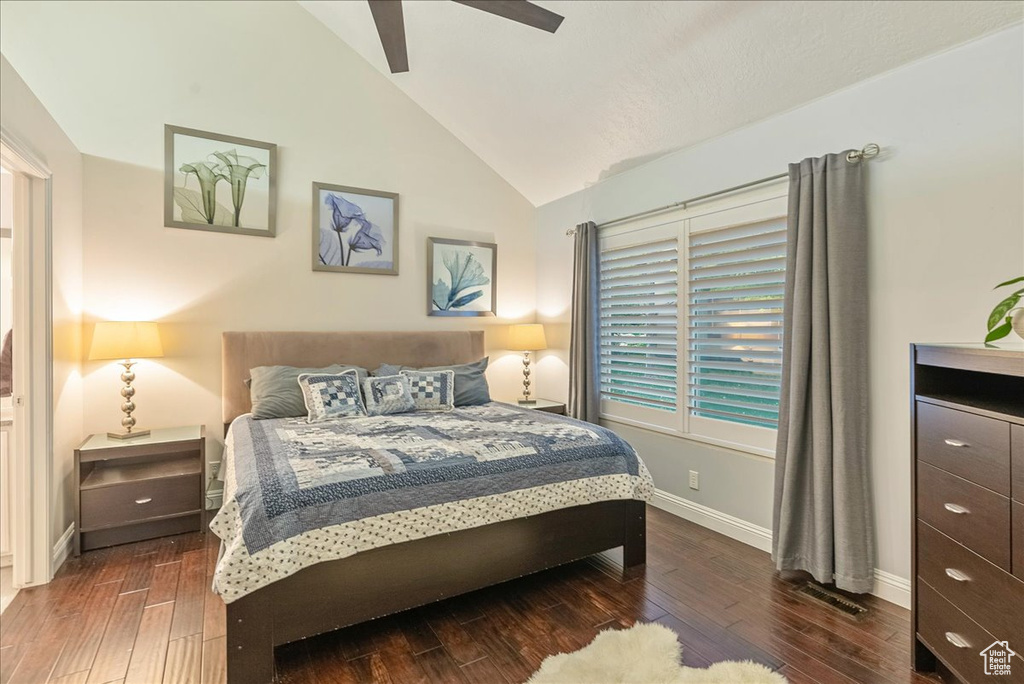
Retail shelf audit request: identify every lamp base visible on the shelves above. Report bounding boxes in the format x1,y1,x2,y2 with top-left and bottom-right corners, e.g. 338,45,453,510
106,429,151,440
517,399,537,406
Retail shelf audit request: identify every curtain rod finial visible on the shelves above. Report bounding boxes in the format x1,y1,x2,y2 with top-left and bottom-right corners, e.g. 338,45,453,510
847,143,880,163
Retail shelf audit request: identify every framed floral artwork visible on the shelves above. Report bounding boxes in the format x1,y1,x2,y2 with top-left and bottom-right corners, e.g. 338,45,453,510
427,237,497,317
164,125,277,237
313,182,399,275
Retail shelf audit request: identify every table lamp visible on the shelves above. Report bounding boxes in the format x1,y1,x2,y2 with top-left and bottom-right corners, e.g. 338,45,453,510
89,321,163,439
508,324,547,405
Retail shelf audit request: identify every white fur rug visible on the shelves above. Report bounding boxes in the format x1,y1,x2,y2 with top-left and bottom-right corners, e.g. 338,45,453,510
527,623,788,684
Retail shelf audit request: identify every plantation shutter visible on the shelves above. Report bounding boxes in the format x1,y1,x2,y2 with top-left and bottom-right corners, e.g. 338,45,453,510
687,217,786,429
599,237,679,412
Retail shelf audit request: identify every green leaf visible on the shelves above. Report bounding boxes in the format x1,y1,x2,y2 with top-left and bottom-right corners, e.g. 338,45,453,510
984,317,1013,343
994,275,1024,288
173,187,234,226
987,293,1021,331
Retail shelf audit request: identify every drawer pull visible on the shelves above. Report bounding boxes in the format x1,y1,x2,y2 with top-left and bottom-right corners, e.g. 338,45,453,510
135,498,153,505
945,632,970,649
943,503,969,515
944,568,971,582
943,439,969,448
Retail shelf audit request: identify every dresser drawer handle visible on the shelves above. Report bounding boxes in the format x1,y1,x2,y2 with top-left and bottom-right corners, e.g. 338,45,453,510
945,632,970,649
943,439,969,448
943,503,969,515
135,498,153,505
945,568,970,582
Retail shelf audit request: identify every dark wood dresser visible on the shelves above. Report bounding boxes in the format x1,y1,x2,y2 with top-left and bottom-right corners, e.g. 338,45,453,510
911,344,1024,683
74,426,205,554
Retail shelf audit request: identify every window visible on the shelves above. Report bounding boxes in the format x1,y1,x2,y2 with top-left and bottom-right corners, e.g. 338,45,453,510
599,236,679,414
598,188,787,456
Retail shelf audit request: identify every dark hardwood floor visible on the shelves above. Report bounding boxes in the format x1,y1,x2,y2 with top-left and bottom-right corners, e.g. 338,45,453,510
0,506,940,684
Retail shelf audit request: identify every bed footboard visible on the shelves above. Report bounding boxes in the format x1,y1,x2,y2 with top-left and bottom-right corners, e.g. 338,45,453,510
224,500,646,684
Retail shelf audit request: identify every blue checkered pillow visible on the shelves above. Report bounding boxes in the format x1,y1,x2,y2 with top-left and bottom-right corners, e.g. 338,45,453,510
363,375,416,416
400,369,455,412
297,370,366,422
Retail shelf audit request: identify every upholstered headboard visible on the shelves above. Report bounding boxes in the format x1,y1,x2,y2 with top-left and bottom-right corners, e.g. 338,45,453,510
222,330,485,425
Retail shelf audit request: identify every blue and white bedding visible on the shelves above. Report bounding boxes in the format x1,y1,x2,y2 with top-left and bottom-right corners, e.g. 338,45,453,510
210,402,652,602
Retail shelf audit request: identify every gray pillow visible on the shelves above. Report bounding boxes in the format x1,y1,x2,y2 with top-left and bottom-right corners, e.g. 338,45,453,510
371,357,490,407
248,364,367,419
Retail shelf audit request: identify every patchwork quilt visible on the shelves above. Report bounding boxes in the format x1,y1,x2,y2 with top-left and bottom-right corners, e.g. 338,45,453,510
210,402,653,602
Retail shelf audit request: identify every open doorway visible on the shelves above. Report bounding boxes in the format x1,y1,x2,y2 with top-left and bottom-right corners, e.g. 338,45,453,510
0,136,53,610
0,164,12,612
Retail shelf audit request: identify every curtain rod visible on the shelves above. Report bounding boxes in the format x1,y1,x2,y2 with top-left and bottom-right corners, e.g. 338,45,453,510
566,143,880,235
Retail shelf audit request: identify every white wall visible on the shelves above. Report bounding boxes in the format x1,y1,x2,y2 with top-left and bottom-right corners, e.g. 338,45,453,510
1,1,536,481
0,55,84,548
536,26,1024,588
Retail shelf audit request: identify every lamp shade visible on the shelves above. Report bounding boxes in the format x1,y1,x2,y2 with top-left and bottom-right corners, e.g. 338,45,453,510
508,324,547,351
89,321,164,361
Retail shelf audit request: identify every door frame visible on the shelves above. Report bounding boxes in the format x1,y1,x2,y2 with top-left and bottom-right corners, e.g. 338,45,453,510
1,127,54,588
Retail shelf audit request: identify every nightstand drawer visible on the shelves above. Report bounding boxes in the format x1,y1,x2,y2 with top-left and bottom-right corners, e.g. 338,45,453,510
80,474,201,530
917,461,1010,570
916,520,1024,646
917,402,1010,495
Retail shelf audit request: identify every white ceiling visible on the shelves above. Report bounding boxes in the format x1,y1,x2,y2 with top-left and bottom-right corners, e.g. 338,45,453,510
302,0,1022,205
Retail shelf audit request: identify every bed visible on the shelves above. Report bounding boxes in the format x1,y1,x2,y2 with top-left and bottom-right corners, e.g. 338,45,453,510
215,330,650,684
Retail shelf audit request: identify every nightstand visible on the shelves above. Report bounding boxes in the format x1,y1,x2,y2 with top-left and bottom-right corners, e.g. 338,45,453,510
517,399,566,415
74,425,205,554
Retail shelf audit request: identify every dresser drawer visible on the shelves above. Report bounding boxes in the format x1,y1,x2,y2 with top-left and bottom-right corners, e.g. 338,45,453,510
916,520,1024,646
917,462,1010,570
80,474,201,530
917,402,1010,495
1014,501,1024,581
1013,425,1024,502
916,581,1002,684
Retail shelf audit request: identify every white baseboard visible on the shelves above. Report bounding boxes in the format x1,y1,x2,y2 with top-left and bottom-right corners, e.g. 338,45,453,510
651,488,773,553
650,488,911,610
871,568,911,609
52,523,74,574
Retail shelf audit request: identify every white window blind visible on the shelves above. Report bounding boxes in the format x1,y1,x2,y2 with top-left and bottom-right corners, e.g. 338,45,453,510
599,237,679,413
687,217,786,430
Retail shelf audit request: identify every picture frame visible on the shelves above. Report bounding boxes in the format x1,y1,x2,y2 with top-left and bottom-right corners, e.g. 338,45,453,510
313,182,399,275
164,124,277,238
427,237,497,317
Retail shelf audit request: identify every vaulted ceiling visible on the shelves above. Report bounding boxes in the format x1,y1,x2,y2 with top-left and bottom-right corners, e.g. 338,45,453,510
302,1,1022,205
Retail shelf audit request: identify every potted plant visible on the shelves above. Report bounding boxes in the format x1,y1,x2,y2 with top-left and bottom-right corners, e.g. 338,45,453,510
985,276,1024,343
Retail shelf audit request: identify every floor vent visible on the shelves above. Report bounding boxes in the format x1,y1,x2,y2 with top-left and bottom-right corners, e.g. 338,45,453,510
793,582,869,619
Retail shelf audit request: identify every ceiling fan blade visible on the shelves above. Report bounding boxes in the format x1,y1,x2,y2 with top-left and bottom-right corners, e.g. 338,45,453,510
453,0,564,34
368,0,409,73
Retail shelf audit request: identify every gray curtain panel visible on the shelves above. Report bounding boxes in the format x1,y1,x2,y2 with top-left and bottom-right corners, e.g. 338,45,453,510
568,221,600,422
772,153,875,594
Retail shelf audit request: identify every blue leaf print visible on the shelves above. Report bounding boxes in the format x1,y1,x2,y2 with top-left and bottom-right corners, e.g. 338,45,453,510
434,250,490,310
449,290,483,309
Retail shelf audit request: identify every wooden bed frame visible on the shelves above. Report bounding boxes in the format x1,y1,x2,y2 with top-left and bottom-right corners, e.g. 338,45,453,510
219,331,647,684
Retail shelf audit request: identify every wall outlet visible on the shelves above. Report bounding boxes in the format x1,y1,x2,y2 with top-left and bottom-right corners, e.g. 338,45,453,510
209,461,222,480
688,470,699,490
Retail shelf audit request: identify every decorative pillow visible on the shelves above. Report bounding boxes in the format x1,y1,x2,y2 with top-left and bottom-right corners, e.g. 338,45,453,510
421,357,491,406
372,358,490,406
362,375,416,417
400,369,456,412
248,364,367,419
297,370,366,422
